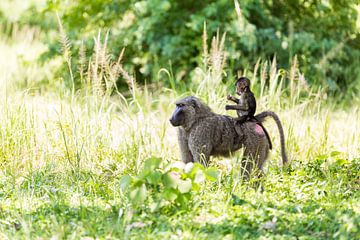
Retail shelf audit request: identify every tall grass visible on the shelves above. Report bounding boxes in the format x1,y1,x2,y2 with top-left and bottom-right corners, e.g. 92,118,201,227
0,18,359,238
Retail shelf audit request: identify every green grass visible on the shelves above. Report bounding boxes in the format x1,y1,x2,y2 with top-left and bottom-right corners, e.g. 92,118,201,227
0,26,359,239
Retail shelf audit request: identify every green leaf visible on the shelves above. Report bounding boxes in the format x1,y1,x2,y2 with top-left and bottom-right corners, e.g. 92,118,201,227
316,154,328,161
120,175,132,191
129,184,147,204
205,167,219,182
178,179,192,193
139,157,162,179
144,157,162,171
330,151,341,157
150,201,165,213
146,170,162,185
162,172,179,189
162,188,178,201
176,192,191,207
335,158,348,166
192,182,200,191
188,163,205,179
132,178,145,187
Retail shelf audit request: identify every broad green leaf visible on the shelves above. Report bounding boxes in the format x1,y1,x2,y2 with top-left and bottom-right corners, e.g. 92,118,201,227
316,154,328,161
188,163,205,179
330,151,341,157
144,157,162,171
335,158,348,166
120,175,132,191
162,172,179,189
176,192,191,206
162,188,178,201
205,167,219,182
129,184,147,204
178,179,192,193
132,178,145,187
139,157,162,179
192,182,200,191
146,170,162,185
150,201,165,213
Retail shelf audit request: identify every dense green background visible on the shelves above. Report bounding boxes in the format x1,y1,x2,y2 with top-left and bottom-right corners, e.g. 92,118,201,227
1,0,360,96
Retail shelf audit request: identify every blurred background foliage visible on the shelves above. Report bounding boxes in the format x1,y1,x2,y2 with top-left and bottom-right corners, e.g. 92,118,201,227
1,0,359,98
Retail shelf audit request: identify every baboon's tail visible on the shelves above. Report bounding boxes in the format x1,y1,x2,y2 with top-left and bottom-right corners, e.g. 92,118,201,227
255,111,288,165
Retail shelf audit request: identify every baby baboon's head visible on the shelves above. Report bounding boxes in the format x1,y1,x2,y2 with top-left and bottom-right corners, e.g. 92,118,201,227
235,77,251,95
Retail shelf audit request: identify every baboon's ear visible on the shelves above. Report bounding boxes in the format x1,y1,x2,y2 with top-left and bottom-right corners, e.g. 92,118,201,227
190,99,198,109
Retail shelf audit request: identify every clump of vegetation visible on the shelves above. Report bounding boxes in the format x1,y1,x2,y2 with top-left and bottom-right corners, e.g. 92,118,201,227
4,0,359,97
120,157,219,210
0,0,359,239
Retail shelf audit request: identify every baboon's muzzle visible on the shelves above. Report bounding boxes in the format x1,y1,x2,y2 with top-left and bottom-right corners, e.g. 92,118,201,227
169,107,184,126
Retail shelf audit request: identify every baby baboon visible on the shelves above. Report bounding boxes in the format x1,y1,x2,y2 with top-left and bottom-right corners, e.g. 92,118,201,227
169,96,288,174
226,77,273,149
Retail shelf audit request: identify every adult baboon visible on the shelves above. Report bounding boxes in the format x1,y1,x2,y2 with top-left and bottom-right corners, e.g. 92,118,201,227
169,96,288,174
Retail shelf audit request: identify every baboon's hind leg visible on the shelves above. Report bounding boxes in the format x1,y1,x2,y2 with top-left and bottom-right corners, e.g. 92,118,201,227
256,139,269,172
241,136,269,179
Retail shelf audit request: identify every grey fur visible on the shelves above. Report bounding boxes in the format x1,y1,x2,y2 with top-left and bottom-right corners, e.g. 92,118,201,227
170,96,285,174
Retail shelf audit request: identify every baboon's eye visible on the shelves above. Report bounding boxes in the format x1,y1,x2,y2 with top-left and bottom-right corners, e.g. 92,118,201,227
176,103,185,107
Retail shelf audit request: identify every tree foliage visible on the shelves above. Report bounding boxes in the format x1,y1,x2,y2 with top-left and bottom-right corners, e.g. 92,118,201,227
6,0,360,94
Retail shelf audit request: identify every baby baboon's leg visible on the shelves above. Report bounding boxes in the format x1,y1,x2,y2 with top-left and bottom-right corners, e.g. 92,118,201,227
234,115,248,124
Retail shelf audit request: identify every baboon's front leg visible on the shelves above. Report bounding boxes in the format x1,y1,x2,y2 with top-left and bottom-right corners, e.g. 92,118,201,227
188,136,212,166
178,128,193,163
190,145,211,166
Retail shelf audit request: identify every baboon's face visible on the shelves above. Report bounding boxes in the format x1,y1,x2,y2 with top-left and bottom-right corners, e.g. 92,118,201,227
169,98,197,127
236,80,250,96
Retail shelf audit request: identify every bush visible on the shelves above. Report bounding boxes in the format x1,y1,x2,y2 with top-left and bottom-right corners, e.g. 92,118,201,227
2,0,360,96
120,157,218,211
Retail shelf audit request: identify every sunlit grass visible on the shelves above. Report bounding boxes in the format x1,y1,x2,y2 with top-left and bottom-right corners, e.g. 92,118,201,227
0,24,359,239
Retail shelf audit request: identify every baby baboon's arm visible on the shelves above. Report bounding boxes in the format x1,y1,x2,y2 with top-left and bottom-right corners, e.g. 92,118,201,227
227,95,239,104
225,104,248,111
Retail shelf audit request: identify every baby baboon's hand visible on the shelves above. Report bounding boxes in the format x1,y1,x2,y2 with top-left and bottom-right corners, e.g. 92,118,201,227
227,95,233,100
